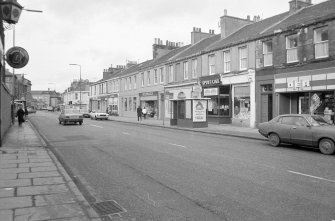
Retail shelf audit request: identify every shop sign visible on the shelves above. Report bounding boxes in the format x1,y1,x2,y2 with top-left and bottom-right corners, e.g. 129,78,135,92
200,75,221,87
204,88,218,96
287,80,310,90
139,91,158,97
193,100,207,122
5,46,29,69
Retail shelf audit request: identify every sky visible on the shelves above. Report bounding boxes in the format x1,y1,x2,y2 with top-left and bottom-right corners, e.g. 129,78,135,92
4,0,327,93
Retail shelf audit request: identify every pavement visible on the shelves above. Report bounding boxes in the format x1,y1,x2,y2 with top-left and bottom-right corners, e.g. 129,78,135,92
0,114,266,221
0,120,102,221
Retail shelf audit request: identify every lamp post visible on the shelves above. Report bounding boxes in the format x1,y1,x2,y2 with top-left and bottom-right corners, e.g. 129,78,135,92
69,64,81,109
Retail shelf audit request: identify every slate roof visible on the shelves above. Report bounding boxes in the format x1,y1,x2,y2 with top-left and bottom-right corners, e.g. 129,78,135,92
206,11,290,52
263,0,335,34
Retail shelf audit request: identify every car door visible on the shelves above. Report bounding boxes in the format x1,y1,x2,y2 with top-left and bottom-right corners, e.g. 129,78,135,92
290,116,314,146
276,116,294,142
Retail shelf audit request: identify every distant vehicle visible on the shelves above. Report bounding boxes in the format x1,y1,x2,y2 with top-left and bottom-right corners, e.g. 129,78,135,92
27,107,36,114
78,108,90,118
47,106,54,111
258,114,335,155
89,111,109,120
58,109,84,125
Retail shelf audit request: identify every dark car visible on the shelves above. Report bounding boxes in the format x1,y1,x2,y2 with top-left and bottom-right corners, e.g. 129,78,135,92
258,114,335,155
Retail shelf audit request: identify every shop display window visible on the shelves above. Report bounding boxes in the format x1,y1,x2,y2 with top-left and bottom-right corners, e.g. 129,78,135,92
233,85,250,119
206,86,230,116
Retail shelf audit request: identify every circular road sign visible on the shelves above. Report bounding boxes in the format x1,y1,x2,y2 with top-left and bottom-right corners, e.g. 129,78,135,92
5,46,29,69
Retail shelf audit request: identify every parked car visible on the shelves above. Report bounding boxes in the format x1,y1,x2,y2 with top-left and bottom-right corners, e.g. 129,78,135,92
258,114,335,155
47,106,54,112
89,111,109,120
58,109,84,125
27,107,36,114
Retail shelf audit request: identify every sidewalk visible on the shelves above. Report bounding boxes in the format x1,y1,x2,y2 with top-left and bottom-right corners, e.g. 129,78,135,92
108,115,266,141
0,121,101,221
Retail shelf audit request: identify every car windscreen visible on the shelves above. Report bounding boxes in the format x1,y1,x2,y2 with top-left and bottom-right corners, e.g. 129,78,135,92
305,116,322,126
311,115,330,125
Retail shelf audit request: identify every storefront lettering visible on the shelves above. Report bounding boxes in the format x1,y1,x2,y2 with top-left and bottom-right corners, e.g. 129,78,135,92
287,80,310,90
201,79,220,86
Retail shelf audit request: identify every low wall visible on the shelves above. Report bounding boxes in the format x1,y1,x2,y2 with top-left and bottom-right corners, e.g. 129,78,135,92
1,82,12,145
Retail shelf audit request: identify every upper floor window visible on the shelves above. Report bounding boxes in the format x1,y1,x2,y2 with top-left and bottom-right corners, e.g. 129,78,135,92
147,71,151,86
124,78,127,90
239,46,247,70
129,77,132,90
183,61,189,80
314,27,329,59
286,34,298,63
133,76,137,89
141,73,144,87
191,59,197,78
208,54,215,75
159,67,164,84
263,41,273,66
169,65,174,82
223,50,231,73
154,69,158,84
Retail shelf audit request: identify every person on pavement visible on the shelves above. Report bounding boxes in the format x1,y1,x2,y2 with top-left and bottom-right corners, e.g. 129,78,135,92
16,106,25,127
137,106,142,121
142,107,147,119
24,107,29,121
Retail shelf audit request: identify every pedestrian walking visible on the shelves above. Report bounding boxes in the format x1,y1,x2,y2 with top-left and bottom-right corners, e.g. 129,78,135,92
16,106,25,127
137,106,142,121
24,107,29,121
142,107,147,119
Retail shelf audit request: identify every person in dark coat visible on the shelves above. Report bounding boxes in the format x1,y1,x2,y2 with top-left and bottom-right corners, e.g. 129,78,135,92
137,106,142,121
16,106,25,126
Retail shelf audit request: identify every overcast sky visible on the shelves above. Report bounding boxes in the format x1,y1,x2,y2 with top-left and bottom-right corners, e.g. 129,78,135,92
5,0,326,92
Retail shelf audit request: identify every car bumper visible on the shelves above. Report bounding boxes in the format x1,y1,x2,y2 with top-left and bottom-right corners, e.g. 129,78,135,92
258,129,268,138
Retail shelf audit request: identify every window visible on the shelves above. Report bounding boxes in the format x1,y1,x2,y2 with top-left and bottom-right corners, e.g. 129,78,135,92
208,54,215,75
154,69,158,84
169,65,174,82
239,46,247,70
129,77,132,90
286,34,298,63
223,50,231,73
133,76,137,89
293,117,308,126
314,27,328,59
141,73,144,87
159,67,164,83
280,116,295,125
124,98,127,111
263,41,273,66
75,93,78,100
124,78,127,90
183,61,189,80
191,59,197,78
147,71,151,86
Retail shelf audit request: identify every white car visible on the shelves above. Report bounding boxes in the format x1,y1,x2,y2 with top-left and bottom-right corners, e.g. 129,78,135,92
89,111,109,120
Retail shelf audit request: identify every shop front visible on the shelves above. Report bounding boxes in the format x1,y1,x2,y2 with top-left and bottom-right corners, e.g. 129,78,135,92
139,91,159,118
274,68,335,123
107,93,118,116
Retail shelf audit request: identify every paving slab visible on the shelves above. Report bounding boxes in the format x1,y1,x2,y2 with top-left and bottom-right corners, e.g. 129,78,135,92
35,193,77,206
17,184,69,196
14,204,86,221
0,163,17,169
0,159,28,164
0,188,14,197
31,166,58,172
33,177,65,186
0,179,31,188
18,171,60,179
0,196,32,210
28,158,52,163
0,173,17,180
19,162,54,168
0,210,13,221
0,168,29,174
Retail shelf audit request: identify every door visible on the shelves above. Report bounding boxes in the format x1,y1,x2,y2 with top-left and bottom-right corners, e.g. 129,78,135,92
290,116,314,146
277,116,294,142
261,94,273,122
299,96,310,114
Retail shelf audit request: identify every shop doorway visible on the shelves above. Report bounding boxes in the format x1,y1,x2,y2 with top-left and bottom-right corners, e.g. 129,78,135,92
298,96,310,114
261,94,273,122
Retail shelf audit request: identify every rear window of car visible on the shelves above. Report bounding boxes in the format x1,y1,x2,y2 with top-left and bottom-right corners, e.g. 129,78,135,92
64,109,81,114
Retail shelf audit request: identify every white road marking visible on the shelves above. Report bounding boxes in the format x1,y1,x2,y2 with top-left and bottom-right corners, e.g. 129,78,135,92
89,124,103,128
288,170,335,183
122,132,130,135
168,143,187,148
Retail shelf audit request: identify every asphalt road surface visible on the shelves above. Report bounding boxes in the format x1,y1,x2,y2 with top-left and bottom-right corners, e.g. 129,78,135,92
29,111,335,221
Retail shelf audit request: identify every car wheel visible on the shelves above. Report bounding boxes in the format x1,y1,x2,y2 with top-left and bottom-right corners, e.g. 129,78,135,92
268,133,280,147
319,138,335,155
79,122,82,125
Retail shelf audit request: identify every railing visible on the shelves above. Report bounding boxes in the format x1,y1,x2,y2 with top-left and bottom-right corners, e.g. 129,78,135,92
287,48,298,63
315,41,329,59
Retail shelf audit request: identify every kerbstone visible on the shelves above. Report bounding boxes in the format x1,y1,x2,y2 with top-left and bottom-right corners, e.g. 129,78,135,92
18,171,60,179
0,179,31,188
0,188,14,197
0,210,13,221
15,204,86,221
31,166,57,172
0,196,32,209
33,177,65,185
17,184,68,196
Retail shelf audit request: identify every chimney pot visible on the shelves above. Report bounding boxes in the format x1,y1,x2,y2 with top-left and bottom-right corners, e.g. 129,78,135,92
224,9,227,16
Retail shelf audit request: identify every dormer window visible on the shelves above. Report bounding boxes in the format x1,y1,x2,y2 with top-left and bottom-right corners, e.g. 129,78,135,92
314,27,328,59
286,34,298,63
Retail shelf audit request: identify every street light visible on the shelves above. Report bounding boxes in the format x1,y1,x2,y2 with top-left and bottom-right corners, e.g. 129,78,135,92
69,64,81,109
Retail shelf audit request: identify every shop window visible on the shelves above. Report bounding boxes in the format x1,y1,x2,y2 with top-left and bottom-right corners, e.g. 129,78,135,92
233,85,250,119
286,34,298,63
314,27,328,59
206,86,230,116
263,41,273,66
223,50,231,73
239,46,247,70
133,97,137,111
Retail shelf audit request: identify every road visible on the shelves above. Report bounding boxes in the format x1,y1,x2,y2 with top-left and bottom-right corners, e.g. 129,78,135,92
29,111,335,221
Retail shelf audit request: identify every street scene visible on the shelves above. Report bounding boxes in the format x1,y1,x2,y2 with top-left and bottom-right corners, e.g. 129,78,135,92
1,0,335,220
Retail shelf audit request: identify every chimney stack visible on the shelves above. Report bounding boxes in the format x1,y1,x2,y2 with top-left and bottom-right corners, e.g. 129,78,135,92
289,0,312,13
191,27,216,44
